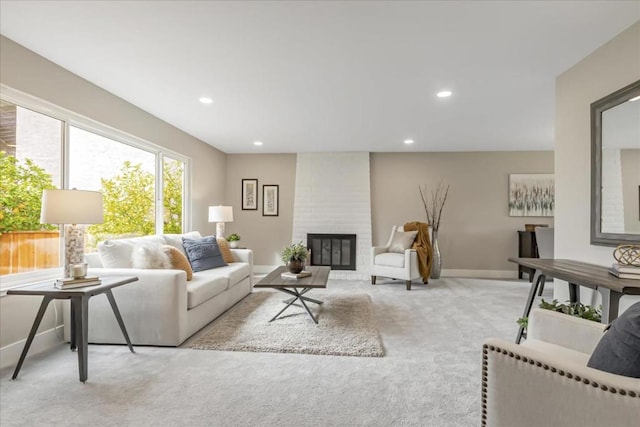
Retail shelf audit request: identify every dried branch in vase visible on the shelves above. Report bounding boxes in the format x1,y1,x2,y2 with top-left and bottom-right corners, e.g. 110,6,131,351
419,182,450,232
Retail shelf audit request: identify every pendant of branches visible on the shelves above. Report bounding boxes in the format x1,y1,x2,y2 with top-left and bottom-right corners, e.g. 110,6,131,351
419,183,450,232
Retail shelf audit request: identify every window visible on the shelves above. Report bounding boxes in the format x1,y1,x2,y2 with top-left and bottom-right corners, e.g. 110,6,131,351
0,88,190,285
0,100,62,276
69,126,157,250
163,156,184,234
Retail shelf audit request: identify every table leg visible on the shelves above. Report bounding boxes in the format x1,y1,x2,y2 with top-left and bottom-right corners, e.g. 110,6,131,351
269,292,299,322
516,274,543,344
283,287,311,304
70,298,76,351
105,289,135,353
296,289,319,324
271,288,322,323
73,296,89,383
12,296,53,380
599,288,621,323
569,283,580,303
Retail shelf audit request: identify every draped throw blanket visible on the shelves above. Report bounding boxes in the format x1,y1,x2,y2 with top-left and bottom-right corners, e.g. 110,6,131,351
403,221,433,283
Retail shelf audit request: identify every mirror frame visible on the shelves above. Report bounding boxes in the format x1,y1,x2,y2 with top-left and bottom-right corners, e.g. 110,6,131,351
591,79,640,246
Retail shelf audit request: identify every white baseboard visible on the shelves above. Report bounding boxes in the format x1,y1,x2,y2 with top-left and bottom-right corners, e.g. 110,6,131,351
0,325,64,370
441,269,518,279
253,265,279,274
254,265,518,280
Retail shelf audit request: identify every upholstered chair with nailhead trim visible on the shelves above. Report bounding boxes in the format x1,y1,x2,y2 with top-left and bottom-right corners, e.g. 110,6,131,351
481,308,640,427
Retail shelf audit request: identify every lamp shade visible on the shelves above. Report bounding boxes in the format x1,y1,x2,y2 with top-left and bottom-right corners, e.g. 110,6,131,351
40,189,104,225
208,205,233,222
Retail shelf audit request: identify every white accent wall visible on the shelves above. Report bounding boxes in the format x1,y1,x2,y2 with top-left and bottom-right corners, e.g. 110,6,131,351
292,152,372,280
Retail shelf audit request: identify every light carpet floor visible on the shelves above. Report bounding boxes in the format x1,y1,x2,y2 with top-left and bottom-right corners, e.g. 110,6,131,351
191,291,384,357
0,277,551,426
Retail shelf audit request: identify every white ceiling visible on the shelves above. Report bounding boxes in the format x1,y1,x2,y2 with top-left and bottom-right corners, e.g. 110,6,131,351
1,1,639,154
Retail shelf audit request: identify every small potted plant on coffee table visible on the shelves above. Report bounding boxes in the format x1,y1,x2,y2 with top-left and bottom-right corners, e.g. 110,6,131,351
281,242,308,274
227,233,241,249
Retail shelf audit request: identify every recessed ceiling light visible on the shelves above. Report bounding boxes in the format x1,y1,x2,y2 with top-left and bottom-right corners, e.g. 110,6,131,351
404,139,414,145
253,141,263,146
629,95,640,102
199,97,213,104
437,90,453,98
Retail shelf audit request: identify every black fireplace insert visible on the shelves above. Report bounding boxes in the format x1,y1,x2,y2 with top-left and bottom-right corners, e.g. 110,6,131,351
306,233,356,270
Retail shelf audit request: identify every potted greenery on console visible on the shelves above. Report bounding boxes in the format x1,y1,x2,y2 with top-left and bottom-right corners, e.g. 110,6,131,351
281,242,309,274
226,233,241,248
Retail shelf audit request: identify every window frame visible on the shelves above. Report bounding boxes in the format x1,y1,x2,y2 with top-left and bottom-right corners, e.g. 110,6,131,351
0,84,191,292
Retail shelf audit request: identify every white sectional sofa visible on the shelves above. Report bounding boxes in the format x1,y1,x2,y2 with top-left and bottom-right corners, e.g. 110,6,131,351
63,232,253,346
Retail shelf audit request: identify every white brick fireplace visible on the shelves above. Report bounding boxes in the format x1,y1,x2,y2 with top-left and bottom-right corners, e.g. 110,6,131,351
292,152,372,280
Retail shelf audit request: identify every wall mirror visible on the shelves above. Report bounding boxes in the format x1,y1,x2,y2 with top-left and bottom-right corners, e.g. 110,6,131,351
591,80,640,246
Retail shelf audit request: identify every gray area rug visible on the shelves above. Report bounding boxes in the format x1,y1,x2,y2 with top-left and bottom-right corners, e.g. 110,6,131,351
191,291,384,357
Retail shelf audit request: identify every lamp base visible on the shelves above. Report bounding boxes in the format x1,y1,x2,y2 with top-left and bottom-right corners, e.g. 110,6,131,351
64,224,85,278
216,222,225,239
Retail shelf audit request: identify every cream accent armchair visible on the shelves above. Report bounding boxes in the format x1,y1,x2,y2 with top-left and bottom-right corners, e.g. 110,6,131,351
370,225,421,290
482,308,640,427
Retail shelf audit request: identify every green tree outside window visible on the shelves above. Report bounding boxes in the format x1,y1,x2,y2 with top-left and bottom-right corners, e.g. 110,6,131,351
0,151,56,233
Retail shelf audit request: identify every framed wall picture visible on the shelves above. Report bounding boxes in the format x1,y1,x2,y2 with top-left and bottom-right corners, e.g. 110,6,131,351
263,185,279,216
242,179,258,210
508,174,554,217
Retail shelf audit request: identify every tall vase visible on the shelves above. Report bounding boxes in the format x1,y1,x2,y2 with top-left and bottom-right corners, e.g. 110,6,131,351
430,230,442,279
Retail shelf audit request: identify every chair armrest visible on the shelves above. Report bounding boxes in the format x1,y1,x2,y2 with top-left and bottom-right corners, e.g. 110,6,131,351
528,308,607,354
482,338,640,427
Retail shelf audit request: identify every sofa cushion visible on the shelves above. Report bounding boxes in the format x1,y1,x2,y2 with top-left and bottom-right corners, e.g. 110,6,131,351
187,274,228,309
163,231,201,257
374,252,405,268
217,238,236,263
388,231,418,253
208,263,251,288
587,302,640,378
98,235,166,268
161,245,193,281
182,236,227,272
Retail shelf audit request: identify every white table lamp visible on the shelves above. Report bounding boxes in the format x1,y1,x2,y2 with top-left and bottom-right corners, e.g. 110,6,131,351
40,189,103,278
208,205,233,239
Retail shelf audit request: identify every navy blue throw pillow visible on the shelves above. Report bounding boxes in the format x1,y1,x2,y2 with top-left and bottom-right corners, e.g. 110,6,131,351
182,236,227,272
587,302,640,378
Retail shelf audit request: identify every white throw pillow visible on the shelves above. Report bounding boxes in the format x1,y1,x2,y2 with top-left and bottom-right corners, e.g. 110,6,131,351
388,230,418,253
162,231,202,256
98,235,166,268
131,244,171,269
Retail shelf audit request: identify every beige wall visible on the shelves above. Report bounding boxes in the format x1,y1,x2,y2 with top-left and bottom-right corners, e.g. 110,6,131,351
224,154,297,266
222,151,554,273
370,152,554,273
555,21,640,305
0,36,227,353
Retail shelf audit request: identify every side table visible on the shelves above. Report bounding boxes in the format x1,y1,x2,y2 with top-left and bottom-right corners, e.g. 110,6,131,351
7,276,138,383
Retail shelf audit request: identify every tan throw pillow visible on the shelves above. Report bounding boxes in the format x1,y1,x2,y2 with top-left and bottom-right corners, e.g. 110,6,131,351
161,245,193,281
217,238,236,263
388,230,418,253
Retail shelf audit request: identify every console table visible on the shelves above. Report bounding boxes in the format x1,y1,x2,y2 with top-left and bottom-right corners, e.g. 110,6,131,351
509,258,640,344
8,276,138,383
